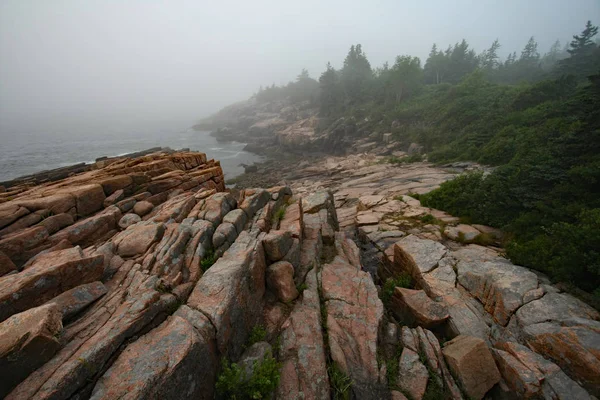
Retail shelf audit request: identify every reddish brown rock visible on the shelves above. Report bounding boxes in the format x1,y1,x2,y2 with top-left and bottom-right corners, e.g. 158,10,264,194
103,189,124,207
187,232,266,359
114,222,165,257
37,213,74,234
0,226,49,260
390,287,449,328
0,303,63,398
397,347,429,400
97,175,132,196
266,261,298,302
133,200,154,216
0,252,104,322
443,335,501,400
118,213,141,229
0,205,30,230
321,236,384,397
0,250,17,276
276,268,330,399
70,184,106,216
17,194,75,215
90,316,217,400
262,230,293,262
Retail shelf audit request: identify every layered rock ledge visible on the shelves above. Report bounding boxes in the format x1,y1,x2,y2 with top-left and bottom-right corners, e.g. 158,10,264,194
0,149,598,400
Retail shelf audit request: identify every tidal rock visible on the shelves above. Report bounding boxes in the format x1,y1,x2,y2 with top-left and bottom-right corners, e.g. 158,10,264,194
0,304,63,398
443,335,500,400
212,222,237,249
390,287,449,327
37,213,74,234
266,261,298,303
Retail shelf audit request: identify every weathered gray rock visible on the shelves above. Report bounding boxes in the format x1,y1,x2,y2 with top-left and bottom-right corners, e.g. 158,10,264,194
222,208,247,234
386,234,447,282
46,281,107,321
118,213,141,229
238,341,273,378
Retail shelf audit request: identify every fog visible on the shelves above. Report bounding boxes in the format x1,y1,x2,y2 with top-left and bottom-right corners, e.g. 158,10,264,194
1,0,598,135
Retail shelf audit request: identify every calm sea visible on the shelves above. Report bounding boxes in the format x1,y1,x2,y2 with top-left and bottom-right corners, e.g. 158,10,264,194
0,128,262,182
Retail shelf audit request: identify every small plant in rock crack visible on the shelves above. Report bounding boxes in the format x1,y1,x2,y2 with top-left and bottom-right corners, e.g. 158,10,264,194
381,274,413,307
328,363,352,400
201,249,217,272
274,207,286,222
216,351,281,400
247,325,267,347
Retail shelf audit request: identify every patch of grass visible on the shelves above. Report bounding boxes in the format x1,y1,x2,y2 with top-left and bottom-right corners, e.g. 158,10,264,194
247,325,267,347
472,232,495,246
296,282,308,293
328,363,352,400
201,249,217,272
381,274,413,307
419,213,439,225
385,153,424,165
225,177,241,185
423,373,445,400
216,351,281,400
385,345,403,389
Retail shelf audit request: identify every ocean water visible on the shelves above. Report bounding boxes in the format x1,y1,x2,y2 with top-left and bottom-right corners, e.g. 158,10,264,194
0,128,262,182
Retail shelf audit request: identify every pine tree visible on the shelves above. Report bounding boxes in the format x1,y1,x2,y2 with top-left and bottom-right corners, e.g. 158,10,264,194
340,44,372,104
559,20,600,78
319,62,340,116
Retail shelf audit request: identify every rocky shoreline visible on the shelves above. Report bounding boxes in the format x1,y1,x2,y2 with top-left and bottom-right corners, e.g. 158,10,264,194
0,146,598,399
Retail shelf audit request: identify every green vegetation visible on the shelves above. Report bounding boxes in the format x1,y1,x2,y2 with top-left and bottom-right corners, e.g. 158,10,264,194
328,363,353,400
381,274,413,307
215,353,281,400
247,325,267,347
239,21,599,298
201,249,217,272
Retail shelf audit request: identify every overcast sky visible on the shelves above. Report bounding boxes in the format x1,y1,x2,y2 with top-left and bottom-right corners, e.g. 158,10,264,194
1,0,598,134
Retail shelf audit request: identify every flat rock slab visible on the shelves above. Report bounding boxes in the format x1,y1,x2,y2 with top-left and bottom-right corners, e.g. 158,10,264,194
457,259,539,326
397,347,429,400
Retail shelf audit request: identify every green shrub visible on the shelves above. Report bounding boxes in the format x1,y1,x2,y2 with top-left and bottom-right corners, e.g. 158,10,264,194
247,325,267,347
381,274,413,307
216,352,281,400
201,249,217,272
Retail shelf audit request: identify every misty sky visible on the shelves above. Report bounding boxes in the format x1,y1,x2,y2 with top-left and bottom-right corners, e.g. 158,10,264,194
1,0,598,135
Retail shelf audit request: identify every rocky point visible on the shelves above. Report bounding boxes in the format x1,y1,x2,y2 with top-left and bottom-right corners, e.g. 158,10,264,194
0,146,598,400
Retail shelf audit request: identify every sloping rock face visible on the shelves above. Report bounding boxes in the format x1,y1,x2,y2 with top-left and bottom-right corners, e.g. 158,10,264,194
1,150,598,400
